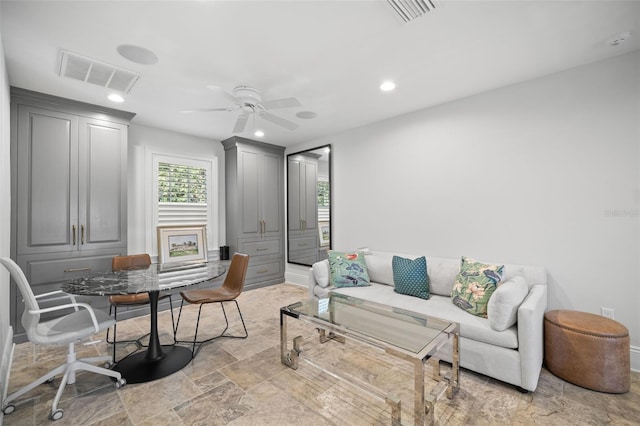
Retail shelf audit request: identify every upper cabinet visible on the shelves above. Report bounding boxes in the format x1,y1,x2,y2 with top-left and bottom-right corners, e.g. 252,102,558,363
15,104,128,255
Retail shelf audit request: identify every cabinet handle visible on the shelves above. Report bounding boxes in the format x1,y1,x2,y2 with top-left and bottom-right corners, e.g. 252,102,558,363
72,225,76,245
303,219,306,230
257,269,269,274
256,247,269,252
81,225,85,245
299,219,303,231
298,243,308,247
64,267,92,273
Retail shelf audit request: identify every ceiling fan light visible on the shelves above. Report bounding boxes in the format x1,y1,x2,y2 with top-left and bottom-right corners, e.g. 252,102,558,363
380,81,396,92
108,93,124,103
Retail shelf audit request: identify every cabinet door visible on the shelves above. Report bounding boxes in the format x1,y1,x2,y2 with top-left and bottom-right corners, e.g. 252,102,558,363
287,159,302,232
261,152,282,234
239,150,261,236
78,118,127,250
16,105,79,255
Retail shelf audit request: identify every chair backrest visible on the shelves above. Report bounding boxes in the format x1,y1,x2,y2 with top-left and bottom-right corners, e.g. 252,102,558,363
0,257,41,339
222,253,249,296
112,254,152,271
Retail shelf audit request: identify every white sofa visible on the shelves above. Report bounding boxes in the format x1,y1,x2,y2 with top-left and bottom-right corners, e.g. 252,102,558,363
308,251,547,392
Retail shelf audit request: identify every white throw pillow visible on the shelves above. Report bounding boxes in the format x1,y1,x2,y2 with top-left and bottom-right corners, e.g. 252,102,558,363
312,259,330,288
488,275,529,331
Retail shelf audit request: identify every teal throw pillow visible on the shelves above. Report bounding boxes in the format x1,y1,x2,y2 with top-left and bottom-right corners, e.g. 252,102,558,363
328,251,370,288
392,256,430,300
451,256,504,318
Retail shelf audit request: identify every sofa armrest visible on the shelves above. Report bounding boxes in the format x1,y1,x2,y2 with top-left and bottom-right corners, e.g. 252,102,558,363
517,284,548,391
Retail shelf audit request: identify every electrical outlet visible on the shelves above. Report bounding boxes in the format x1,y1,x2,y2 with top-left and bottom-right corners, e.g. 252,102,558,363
601,307,615,319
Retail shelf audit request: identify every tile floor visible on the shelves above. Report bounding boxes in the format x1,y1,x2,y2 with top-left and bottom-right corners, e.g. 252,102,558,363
3,283,639,425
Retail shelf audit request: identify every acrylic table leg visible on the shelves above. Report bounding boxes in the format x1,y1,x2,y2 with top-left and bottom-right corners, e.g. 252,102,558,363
414,359,425,426
448,329,460,398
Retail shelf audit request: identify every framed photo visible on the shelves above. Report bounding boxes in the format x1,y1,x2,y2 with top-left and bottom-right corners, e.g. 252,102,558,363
157,225,208,265
318,221,330,247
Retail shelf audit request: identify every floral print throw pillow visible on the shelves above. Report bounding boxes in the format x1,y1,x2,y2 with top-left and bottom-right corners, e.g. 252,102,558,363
451,256,504,318
328,251,371,288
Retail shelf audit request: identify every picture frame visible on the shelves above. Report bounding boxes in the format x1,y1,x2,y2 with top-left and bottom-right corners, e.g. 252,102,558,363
318,221,330,247
157,225,208,265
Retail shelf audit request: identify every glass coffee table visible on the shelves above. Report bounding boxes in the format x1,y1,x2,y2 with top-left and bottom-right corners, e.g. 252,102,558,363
280,293,459,426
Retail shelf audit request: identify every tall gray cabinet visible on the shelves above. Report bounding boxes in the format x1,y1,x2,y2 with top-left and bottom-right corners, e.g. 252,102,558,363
222,137,285,288
10,88,134,341
287,153,319,265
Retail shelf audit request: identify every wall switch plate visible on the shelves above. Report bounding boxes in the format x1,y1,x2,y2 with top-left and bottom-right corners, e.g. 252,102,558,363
601,307,615,319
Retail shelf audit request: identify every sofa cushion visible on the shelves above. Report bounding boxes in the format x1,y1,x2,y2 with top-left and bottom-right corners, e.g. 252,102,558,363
333,283,518,349
392,255,429,299
426,257,459,296
488,275,529,331
312,259,330,288
328,251,370,288
451,256,504,318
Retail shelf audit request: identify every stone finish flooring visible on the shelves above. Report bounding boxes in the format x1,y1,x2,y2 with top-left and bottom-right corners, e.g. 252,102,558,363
3,283,639,425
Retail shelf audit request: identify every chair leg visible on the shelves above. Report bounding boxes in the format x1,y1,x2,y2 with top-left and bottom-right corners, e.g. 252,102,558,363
169,295,176,344
111,305,117,363
230,300,248,338
174,299,185,341
175,300,249,358
191,304,206,357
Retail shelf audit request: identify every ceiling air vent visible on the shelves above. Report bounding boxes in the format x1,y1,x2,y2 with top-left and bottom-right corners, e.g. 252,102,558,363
58,50,140,93
387,0,437,23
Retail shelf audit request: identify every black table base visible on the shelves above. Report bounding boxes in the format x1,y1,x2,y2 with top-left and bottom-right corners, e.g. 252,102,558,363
113,345,193,384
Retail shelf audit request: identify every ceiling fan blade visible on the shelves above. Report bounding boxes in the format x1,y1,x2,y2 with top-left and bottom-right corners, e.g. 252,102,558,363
261,112,299,130
207,85,241,104
261,97,302,110
180,107,234,113
233,114,249,133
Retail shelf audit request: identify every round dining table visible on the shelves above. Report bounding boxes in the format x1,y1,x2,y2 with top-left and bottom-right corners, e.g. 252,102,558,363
61,261,227,384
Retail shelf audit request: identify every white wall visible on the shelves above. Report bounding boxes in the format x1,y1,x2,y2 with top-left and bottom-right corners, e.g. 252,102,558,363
288,51,640,368
1,19,12,354
127,124,225,256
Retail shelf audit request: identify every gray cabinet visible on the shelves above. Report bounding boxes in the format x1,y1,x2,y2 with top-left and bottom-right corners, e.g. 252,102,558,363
287,155,319,264
10,88,134,341
222,137,284,288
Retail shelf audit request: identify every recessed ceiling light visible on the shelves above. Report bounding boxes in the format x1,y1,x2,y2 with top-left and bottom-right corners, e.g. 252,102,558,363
108,93,124,103
380,81,396,92
117,44,159,65
254,130,265,138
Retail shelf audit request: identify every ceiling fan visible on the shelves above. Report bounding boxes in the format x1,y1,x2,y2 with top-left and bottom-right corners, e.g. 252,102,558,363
181,85,302,133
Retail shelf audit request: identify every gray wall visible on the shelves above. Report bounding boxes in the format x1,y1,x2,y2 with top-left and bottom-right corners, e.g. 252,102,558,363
287,51,640,369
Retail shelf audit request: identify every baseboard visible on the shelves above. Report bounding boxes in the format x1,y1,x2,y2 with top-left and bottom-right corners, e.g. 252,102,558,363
631,345,640,372
284,270,308,287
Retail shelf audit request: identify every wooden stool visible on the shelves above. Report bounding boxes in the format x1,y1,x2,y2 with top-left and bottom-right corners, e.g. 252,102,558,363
544,310,630,393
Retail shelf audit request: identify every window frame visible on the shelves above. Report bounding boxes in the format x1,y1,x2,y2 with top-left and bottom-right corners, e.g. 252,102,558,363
145,149,218,259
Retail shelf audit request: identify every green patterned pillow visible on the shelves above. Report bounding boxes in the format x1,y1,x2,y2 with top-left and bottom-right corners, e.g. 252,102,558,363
451,256,504,318
328,251,370,288
392,256,430,300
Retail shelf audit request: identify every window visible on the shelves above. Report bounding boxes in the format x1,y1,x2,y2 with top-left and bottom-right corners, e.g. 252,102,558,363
157,162,208,227
148,152,217,256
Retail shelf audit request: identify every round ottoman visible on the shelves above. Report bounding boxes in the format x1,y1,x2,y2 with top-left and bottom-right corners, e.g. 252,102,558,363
544,310,630,393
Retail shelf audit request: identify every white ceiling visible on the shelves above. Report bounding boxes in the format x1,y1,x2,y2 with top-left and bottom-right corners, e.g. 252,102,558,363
2,0,639,147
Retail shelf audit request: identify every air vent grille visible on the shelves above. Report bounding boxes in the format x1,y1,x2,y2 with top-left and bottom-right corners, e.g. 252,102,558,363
58,50,140,93
387,0,437,23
